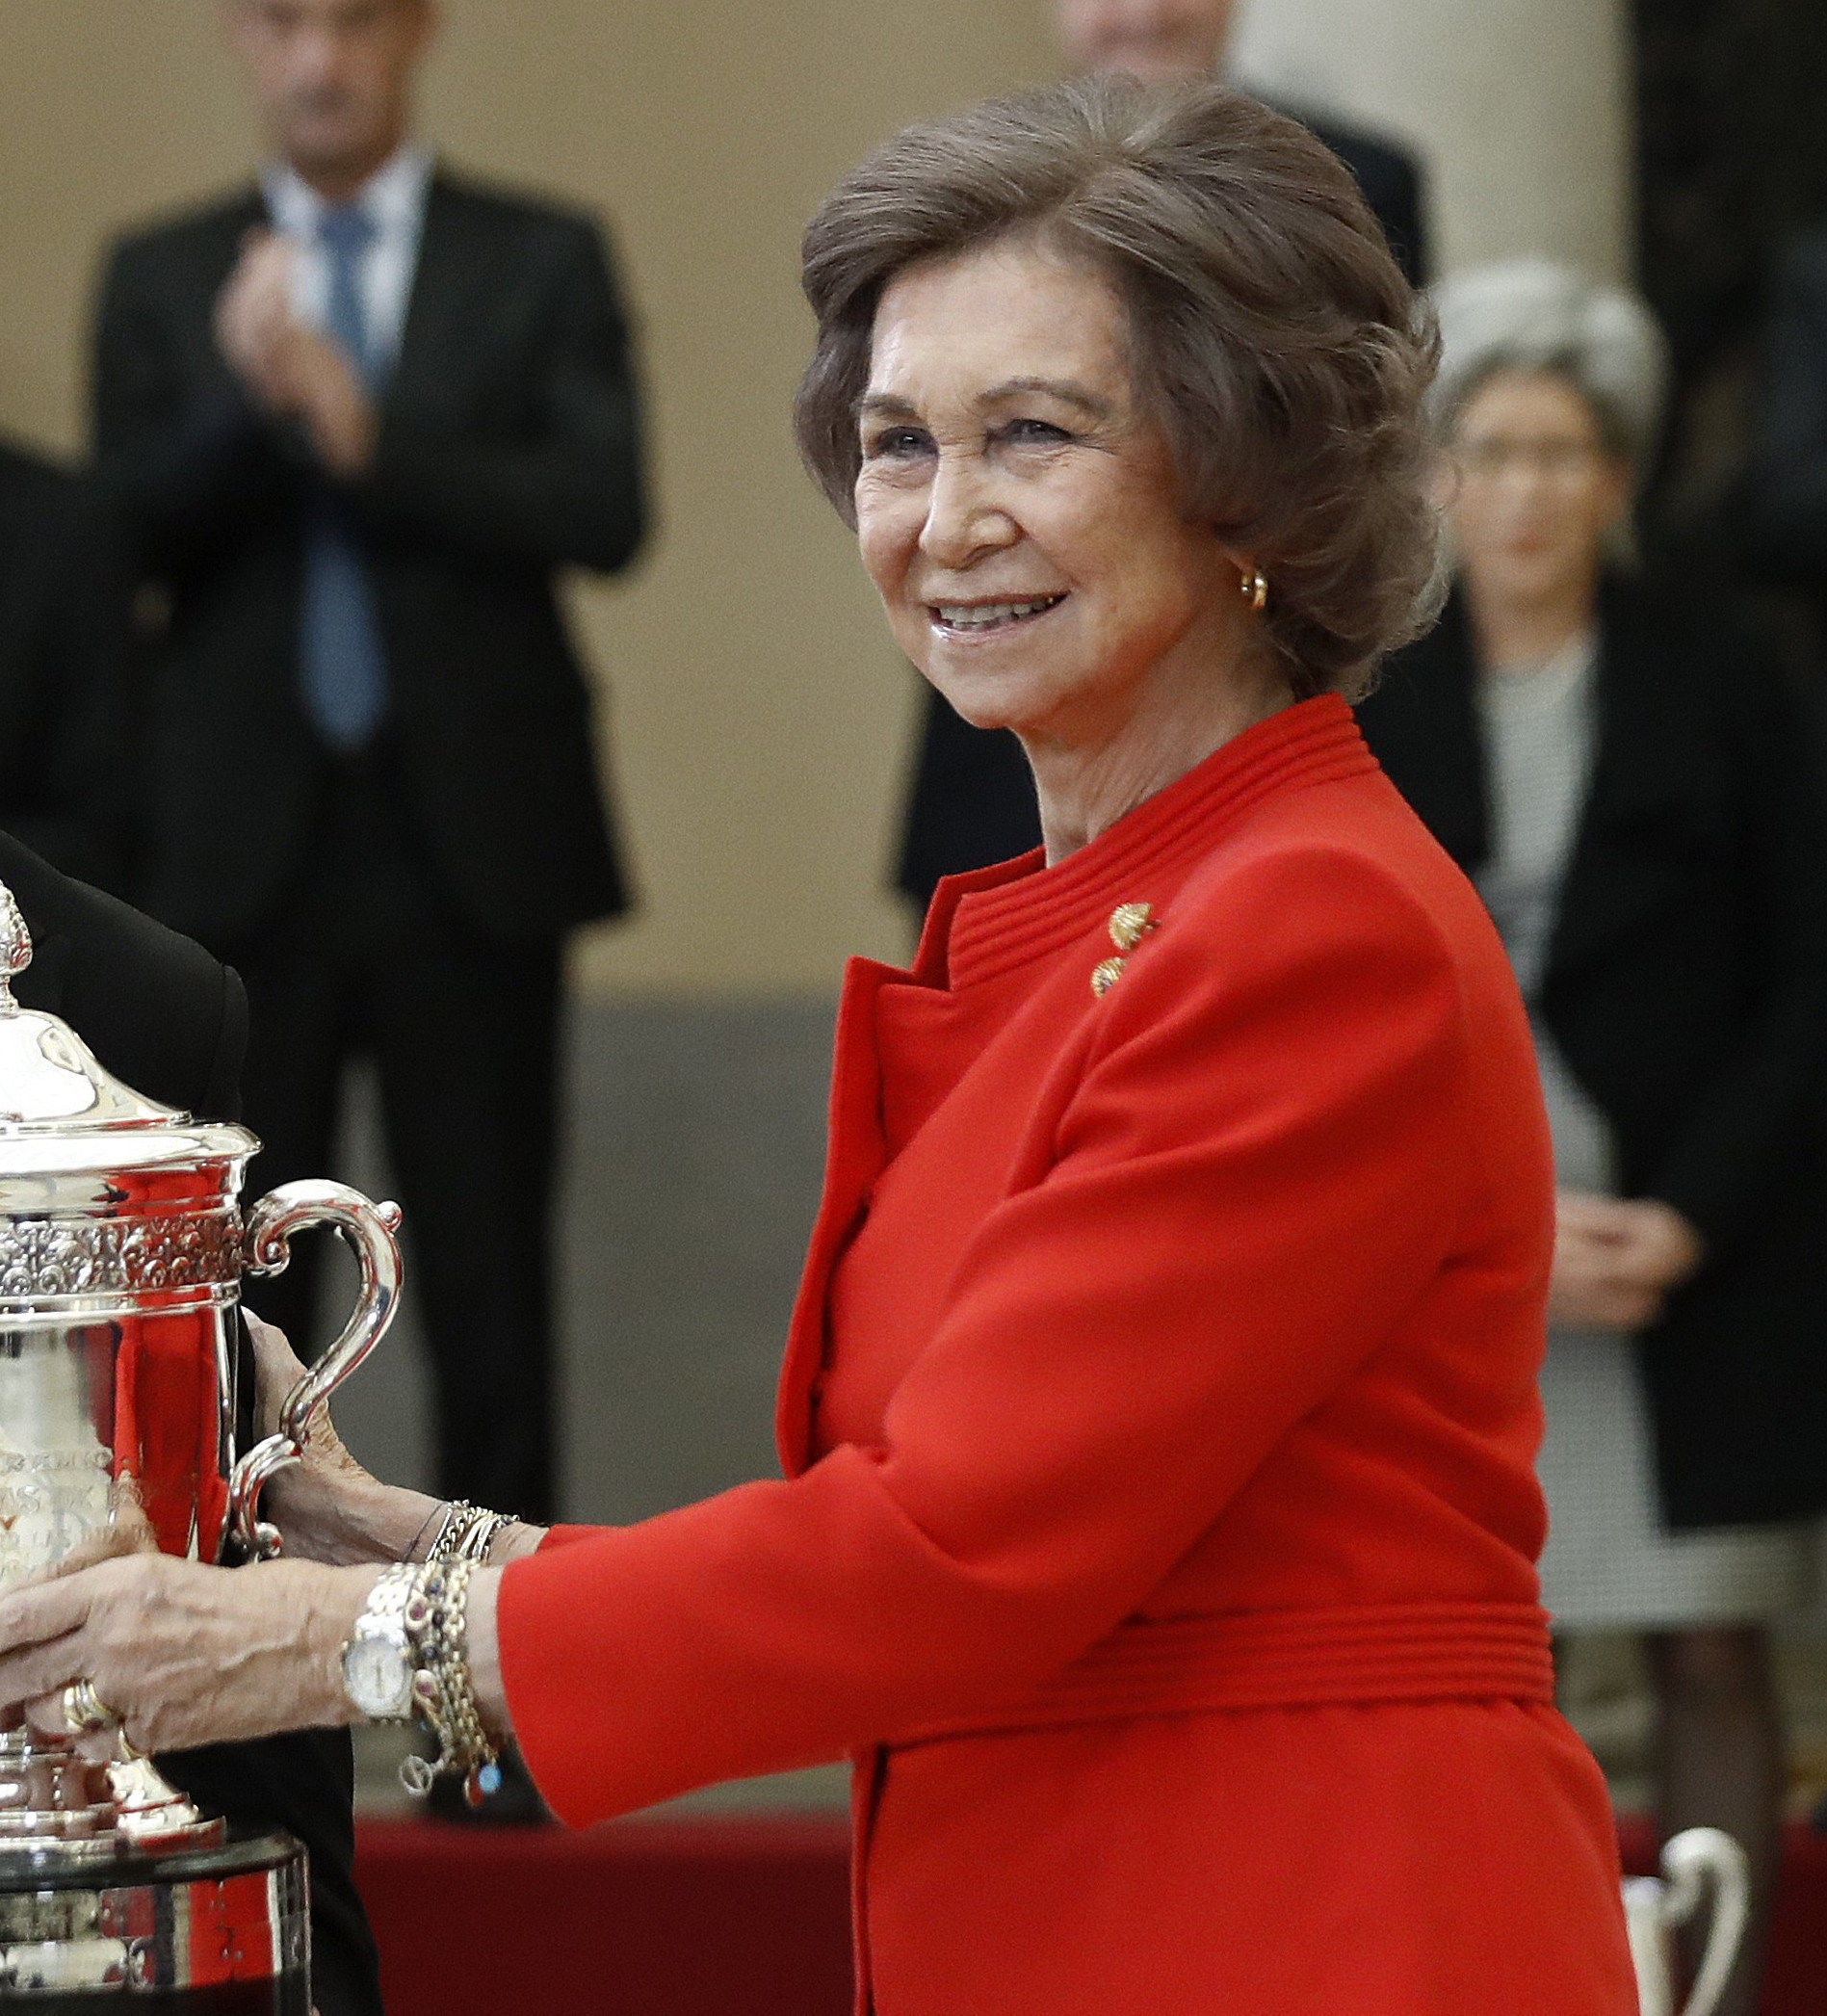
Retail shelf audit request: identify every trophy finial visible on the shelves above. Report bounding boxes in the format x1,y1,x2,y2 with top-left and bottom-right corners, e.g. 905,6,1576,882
0,878,30,1012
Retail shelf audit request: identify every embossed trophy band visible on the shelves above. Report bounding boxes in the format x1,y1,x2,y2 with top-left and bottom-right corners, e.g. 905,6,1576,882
0,1827,310,2006
0,1209,246,1314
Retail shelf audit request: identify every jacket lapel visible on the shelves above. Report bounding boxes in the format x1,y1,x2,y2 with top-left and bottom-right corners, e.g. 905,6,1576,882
773,957,897,1478
387,172,492,420
1543,581,1690,992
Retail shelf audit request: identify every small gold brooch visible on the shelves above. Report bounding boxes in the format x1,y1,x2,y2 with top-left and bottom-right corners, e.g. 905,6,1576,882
1091,903,1157,996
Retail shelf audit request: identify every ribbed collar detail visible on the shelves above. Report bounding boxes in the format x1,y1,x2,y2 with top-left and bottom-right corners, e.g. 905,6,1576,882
926,695,1376,991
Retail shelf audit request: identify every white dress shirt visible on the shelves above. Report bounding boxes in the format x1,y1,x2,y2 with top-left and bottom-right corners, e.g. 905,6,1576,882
260,144,432,376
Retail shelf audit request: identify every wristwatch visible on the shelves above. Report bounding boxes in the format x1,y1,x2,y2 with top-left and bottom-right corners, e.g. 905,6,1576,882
341,1564,420,1721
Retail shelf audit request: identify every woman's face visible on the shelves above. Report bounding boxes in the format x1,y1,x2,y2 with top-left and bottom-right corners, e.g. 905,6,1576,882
855,238,1246,748
1444,368,1631,615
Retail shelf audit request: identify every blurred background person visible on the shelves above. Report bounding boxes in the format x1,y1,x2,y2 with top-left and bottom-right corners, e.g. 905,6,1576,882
1056,0,1427,281
0,436,126,885
90,0,646,1540
1357,257,1827,2016
894,0,1431,917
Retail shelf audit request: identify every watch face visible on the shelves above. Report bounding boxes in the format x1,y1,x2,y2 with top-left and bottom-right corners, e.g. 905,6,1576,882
343,1636,412,1720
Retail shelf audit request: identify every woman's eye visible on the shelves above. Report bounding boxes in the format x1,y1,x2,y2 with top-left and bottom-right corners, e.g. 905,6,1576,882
865,428,931,460
1002,418,1072,447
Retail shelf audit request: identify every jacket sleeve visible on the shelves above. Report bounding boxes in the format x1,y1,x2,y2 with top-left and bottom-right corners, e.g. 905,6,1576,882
1639,647,1827,1254
1739,236,1827,590
352,220,645,574
498,849,1486,1827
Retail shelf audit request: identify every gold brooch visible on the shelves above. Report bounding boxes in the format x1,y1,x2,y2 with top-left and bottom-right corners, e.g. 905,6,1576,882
1091,903,1157,996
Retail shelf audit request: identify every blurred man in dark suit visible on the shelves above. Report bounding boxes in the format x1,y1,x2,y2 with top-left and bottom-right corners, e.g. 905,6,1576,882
1,826,382,2016
91,0,646,1528
895,0,1430,912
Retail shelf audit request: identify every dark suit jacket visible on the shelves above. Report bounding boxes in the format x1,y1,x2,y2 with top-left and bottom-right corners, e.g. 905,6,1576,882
1742,221,1827,605
1356,580,1827,1528
1287,104,1429,292
893,103,1429,910
92,166,645,948
1,828,383,2016
0,440,127,886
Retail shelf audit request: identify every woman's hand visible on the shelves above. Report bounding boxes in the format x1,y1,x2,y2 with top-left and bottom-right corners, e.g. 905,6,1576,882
0,1553,378,1759
245,1314,441,1567
1549,1191,1706,1331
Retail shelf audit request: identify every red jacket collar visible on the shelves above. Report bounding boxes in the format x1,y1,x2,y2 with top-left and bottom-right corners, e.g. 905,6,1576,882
916,695,1376,992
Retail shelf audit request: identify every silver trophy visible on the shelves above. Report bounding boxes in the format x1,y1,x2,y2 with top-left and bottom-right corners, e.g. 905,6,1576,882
0,877,401,2005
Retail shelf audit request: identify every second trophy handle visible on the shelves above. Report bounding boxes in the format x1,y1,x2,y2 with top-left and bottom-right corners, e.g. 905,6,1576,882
1663,1828,1752,2016
226,1180,405,1560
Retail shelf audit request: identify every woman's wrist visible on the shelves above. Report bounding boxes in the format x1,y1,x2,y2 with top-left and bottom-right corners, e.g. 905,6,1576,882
408,1504,549,1567
489,1522,548,1566
300,1562,389,1729
270,1471,443,1568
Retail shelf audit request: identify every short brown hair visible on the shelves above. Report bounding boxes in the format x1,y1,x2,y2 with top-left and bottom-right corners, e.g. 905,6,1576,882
795,77,1442,700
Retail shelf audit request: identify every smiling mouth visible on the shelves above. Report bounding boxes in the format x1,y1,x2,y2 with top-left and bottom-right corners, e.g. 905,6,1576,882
928,594,1067,634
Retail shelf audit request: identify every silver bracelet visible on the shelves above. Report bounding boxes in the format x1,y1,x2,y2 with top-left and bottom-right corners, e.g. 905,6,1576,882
424,1500,513,1565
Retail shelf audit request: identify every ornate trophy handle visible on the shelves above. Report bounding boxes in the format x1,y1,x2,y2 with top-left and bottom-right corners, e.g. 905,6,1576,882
1660,1828,1752,2016
226,1180,404,1560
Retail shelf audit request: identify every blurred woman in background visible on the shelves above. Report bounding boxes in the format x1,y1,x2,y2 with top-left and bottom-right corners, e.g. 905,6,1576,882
1358,257,1827,2016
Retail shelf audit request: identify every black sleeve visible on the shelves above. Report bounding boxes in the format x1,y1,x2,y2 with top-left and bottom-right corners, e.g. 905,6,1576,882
202,965,251,1126
354,217,646,572
1738,234,1827,591
91,236,305,571
1642,644,1827,1254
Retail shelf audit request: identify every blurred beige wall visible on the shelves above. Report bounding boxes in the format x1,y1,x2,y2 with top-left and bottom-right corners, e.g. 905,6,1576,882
1233,0,1632,281
0,1,1630,999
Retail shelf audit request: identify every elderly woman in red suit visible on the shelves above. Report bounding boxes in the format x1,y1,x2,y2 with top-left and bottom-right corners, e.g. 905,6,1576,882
0,79,1635,2014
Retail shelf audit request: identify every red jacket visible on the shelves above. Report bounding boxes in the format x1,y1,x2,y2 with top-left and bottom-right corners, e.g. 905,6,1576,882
501,696,1635,2014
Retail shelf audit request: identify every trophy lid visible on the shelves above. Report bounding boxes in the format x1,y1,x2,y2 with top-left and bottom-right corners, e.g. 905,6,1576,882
0,877,253,1197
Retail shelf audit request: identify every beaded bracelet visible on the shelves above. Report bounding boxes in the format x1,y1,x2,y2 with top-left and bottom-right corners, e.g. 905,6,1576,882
394,1558,502,1803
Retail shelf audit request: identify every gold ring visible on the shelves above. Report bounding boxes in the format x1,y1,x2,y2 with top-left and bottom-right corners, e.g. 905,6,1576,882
60,1678,118,1738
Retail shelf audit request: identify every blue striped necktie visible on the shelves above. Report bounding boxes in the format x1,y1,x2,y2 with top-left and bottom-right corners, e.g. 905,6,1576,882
299,201,388,750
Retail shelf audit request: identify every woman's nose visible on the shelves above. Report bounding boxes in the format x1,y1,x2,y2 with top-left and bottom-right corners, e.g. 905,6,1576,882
919,454,1017,568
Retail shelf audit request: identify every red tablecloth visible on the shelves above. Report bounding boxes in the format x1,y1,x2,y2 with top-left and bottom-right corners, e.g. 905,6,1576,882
355,1813,1827,2016
355,1814,851,2016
